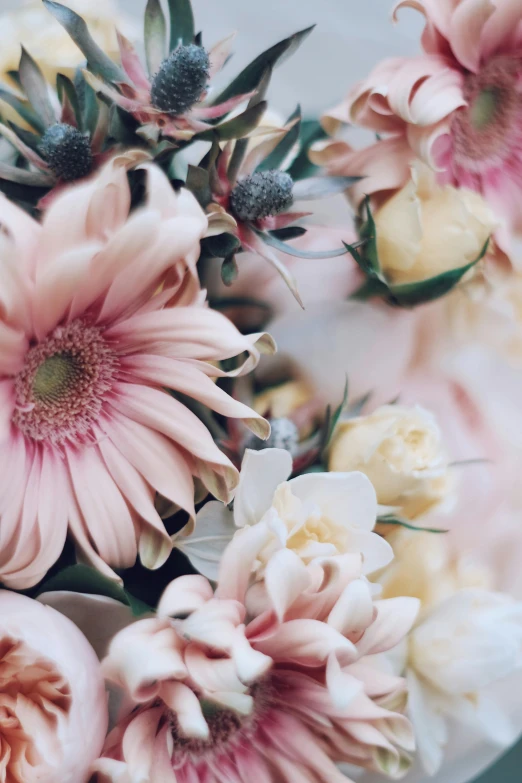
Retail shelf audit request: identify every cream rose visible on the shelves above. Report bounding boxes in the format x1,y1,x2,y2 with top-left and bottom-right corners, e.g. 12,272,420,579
328,404,454,520
374,164,497,285
0,0,136,85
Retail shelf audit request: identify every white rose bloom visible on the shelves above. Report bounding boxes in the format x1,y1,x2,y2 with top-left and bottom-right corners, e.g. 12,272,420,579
329,405,454,521
175,448,393,582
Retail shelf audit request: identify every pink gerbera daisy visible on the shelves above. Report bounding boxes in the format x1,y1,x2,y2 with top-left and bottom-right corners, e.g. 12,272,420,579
0,155,269,589
93,543,419,783
321,0,522,238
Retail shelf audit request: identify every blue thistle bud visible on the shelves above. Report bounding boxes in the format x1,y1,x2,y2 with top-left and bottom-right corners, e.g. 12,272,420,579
39,123,93,181
150,44,210,115
230,170,294,223
248,417,299,457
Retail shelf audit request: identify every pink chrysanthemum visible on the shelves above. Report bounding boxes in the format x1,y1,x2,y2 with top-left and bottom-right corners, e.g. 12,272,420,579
93,540,419,783
321,0,522,237
0,155,269,589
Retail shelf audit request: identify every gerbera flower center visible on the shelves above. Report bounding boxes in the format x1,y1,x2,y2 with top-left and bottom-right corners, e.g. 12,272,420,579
451,56,522,171
13,320,118,445
169,679,275,764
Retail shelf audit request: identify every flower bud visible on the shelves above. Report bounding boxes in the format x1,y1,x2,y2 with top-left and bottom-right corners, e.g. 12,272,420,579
150,44,210,115
230,170,294,223
375,163,497,285
39,123,93,181
248,417,299,456
329,405,454,520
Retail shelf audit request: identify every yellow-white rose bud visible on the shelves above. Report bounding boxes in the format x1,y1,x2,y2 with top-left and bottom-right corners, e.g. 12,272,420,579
328,404,453,520
0,0,137,85
375,164,497,285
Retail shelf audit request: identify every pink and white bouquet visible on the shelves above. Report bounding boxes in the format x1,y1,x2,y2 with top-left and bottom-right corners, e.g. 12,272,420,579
0,1,521,782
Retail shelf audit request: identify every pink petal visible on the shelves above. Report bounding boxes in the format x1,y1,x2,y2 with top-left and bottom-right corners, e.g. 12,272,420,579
184,643,247,694
98,436,172,570
67,444,138,569
120,708,163,779
216,522,272,603
191,91,255,120
0,325,27,375
356,597,420,657
117,31,151,92
264,549,312,622
101,411,196,519
449,0,496,72
157,574,213,617
208,32,237,79
0,192,41,273
481,0,522,60
253,619,357,665
120,354,268,438
160,681,209,738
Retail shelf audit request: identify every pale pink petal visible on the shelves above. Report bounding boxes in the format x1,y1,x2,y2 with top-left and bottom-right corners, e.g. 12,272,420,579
119,354,269,438
184,644,248,694
326,653,365,709
288,472,378,533
0,323,28,375
0,193,41,274
67,445,138,570
120,708,163,780
253,618,357,665
117,31,151,91
449,0,495,72
264,548,312,622
481,0,522,59
356,597,420,657
216,522,272,603
160,681,209,738
191,92,255,120
208,32,237,79
327,579,375,636
157,574,214,617
0,381,15,443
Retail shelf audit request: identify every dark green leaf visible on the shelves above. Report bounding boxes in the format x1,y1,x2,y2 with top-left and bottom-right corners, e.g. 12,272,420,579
388,239,490,307
0,87,45,133
221,254,239,286
213,26,314,106
74,69,100,135
196,101,267,141
167,0,195,48
377,516,448,535
186,164,212,206
269,226,307,241
203,232,241,258
287,119,327,181
6,122,41,153
293,175,362,200
19,48,57,128
257,105,301,172
37,564,153,616
322,377,349,453
359,195,380,273
256,228,349,259
56,73,82,129
43,0,127,83
350,277,389,301
145,0,168,76
5,70,22,90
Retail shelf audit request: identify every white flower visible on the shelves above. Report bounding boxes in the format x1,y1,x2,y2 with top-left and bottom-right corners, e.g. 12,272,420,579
175,448,392,581
404,589,522,775
329,405,454,520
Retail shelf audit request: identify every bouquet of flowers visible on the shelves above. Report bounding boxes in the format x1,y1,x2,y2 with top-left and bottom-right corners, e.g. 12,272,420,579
0,1,521,782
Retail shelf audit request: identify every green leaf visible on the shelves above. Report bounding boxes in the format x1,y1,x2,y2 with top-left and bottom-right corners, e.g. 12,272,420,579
257,105,301,172
321,377,349,453
0,87,45,133
213,26,315,106
203,232,241,258
377,516,448,535
19,48,57,128
7,121,41,153
43,0,127,83
145,0,168,76
167,0,195,48
386,239,490,307
287,119,327,181
37,564,152,616
221,254,239,286
74,69,100,135
186,164,212,206
56,73,82,129
256,228,349,259
350,277,389,301
292,175,362,200
196,101,267,141
269,226,307,241
359,195,380,274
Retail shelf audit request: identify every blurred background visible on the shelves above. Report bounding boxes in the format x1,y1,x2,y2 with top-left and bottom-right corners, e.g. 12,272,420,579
0,0,520,780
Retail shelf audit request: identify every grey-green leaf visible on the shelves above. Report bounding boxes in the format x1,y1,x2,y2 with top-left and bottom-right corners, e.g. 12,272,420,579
196,101,266,141
221,254,239,286
145,0,168,76
167,0,195,48
19,48,57,127
257,105,301,172
0,87,45,133
256,228,349,259
292,175,362,201
213,26,314,106
56,73,82,129
43,0,127,83
0,161,54,186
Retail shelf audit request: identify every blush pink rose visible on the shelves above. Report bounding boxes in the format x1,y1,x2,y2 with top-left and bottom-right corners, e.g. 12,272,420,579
0,589,108,783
